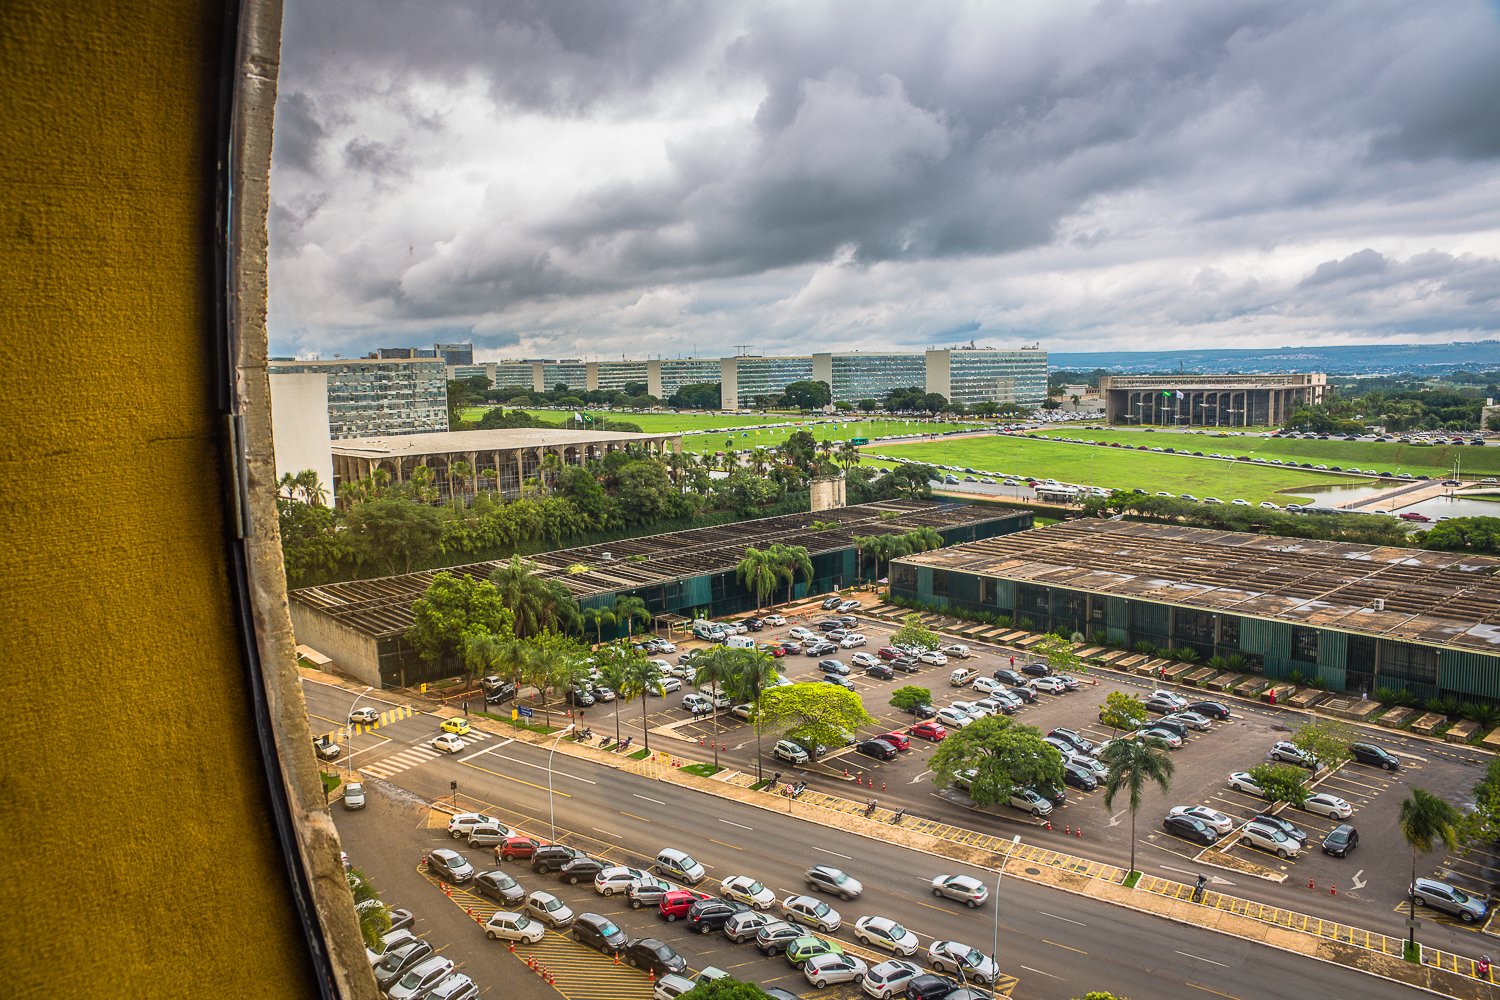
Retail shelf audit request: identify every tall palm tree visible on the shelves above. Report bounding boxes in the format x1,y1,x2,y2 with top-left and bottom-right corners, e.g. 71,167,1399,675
1100,736,1175,881
736,547,781,609
612,595,652,639
346,867,392,948
408,464,439,503
851,535,876,585
691,647,747,770
582,605,617,646
720,649,777,781
750,448,771,475
461,633,508,683
596,655,632,747
1399,788,1462,955
621,651,665,751
769,544,814,605
449,459,473,507
489,557,581,638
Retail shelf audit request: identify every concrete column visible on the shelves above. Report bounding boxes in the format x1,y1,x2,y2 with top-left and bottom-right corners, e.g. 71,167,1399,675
647,360,664,399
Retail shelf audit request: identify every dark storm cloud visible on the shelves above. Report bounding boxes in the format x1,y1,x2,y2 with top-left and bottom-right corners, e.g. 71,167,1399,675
268,0,1500,354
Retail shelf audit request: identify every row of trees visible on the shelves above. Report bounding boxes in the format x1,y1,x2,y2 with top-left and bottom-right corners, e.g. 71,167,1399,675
1286,387,1486,434
852,528,943,582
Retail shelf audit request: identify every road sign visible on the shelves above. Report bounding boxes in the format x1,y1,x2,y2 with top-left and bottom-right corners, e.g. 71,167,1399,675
517,706,535,718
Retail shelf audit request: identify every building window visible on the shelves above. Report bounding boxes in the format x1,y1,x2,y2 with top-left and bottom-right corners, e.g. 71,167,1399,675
1017,584,1050,619
1219,615,1240,648
1381,642,1438,686
1175,609,1216,645
1291,626,1319,663
981,578,998,607
931,571,948,597
891,563,916,592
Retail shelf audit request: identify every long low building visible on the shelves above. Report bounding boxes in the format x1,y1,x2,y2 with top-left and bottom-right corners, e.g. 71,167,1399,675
1099,373,1326,426
291,499,1032,688
891,519,1500,704
331,427,682,502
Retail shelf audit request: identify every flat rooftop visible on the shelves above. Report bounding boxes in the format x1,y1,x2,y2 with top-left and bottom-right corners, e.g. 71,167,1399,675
332,427,679,458
291,499,1024,639
897,519,1500,654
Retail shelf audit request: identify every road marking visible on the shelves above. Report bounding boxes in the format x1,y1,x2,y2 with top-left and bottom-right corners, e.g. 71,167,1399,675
592,828,619,838
457,740,512,763
459,760,571,797
709,838,744,851
719,819,754,831
1019,966,1062,979
813,846,853,860
1107,808,1128,828
1038,911,1086,926
1176,950,1229,968
635,794,667,805
910,769,933,784
1187,984,1240,999
1043,938,1087,955
491,753,598,784
618,812,651,824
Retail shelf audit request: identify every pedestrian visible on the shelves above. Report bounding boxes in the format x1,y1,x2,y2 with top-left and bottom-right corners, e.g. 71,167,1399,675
1269,689,1277,706
1009,655,1015,667
463,699,469,716
1361,690,1368,702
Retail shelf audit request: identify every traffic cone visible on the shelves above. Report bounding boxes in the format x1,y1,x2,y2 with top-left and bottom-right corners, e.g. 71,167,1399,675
1075,826,1082,838
649,970,656,983
1330,884,1337,896
1309,878,1315,890
508,942,515,953
1044,820,1052,831
613,952,619,965
882,781,887,792
1065,824,1071,835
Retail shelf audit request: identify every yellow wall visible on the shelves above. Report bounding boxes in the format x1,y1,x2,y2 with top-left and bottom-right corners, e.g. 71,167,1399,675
0,2,320,993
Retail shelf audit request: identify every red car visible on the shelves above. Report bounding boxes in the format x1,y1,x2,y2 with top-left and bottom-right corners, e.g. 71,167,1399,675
658,889,712,921
879,732,911,751
1398,511,1431,522
877,646,902,661
495,835,542,862
911,721,947,742
759,643,787,658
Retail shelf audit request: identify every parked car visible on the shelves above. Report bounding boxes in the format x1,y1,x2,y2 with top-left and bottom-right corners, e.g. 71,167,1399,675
857,738,898,761
1251,814,1308,844
720,874,776,910
531,845,587,874
786,934,845,968
659,889,713,922
723,909,776,943
1303,792,1353,819
853,915,919,956
754,920,805,956
594,864,651,896
373,940,433,991
859,958,924,998
805,641,838,657
804,953,867,988
1167,805,1233,835
388,956,455,1000
819,658,851,676
343,781,365,810
1185,700,1231,719
447,812,502,839
911,721,947,742
930,874,989,907
1048,728,1095,754
525,890,576,928
1410,878,1488,922
780,894,841,932
471,870,525,905
1020,661,1050,677
1162,710,1213,731
1241,820,1302,858
1322,825,1359,858
992,668,1027,686
484,910,546,944
496,835,542,863
905,974,962,1000
942,643,974,659
623,938,689,976
919,650,949,666
687,898,750,935
926,941,998,984
773,739,812,765
935,707,973,729
850,651,881,669
1269,741,1317,769
878,731,911,752
1062,761,1098,790
1162,814,1218,846
558,856,606,885
1227,771,1266,797
626,876,675,909
824,674,856,691
424,848,475,884
1350,742,1400,771
466,823,510,848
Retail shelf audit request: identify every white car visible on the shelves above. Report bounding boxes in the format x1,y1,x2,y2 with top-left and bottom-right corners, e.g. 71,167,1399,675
683,693,713,713
853,915,919,956
950,700,991,719
850,652,881,669
840,633,868,648
594,865,651,896
1304,792,1353,819
763,614,786,626
1228,771,1267,798
1167,805,1233,835
804,953,867,988
942,644,974,659
525,890,576,928
1134,727,1182,748
591,686,616,702
656,677,683,694
655,641,678,654
780,894,841,933
720,875,776,910
447,812,502,838
731,703,754,721
349,706,380,725
696,687,731,709
926,941,997,984
1241,821,1302,859
971,676,1004,695
919,650,949,666
935,707,973,728
1031,676,1068,693
432,733,466,753
789,627,819,642
860,959,924,999
484,910,545,943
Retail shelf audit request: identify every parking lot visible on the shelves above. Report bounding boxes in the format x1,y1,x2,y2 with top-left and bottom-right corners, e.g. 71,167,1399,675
570,605,1500,951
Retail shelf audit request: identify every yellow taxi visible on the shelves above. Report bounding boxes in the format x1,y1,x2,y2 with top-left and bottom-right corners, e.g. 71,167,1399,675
440,717,471,736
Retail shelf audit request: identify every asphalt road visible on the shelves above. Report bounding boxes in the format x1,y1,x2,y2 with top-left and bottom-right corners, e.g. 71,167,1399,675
315,679,1438,1000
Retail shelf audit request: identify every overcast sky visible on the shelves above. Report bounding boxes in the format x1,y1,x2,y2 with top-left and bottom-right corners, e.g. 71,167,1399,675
268,0,1500,362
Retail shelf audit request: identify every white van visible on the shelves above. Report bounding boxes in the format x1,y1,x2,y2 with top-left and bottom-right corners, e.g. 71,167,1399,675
726,635,756,650
692,621,726,642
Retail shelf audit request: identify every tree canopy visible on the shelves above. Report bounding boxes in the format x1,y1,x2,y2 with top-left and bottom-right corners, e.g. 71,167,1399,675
891,612,941,652
889,685,933,714
757,683,875,750
929,715,1065,808
1246,763,1310,807
1289,719,1356,769
782,379,832,410
405,573,513,666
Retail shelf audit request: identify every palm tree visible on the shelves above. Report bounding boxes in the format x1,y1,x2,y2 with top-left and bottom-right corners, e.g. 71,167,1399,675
449,459,473,507
596,655,631,748
1100,736,1175,881
903,526,944,554
582,605,618,646
1399,788,1462,956
691,647,746,770
612,595,652,639
852,535,876,585
489,557,581,638
346,867,392,948
408,464,439,503
621,651,665,751
750,448,771,475
736,547,782,609
721,649,777,781
461,633,508,683
769,543,814,605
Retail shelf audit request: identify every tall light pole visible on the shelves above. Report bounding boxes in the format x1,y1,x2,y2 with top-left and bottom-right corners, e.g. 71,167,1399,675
992,834,1022,990
548,723,576,840
345,685,374,775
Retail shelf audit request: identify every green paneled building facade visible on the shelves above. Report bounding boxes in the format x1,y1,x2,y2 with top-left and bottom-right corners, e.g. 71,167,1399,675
891,520,1500,704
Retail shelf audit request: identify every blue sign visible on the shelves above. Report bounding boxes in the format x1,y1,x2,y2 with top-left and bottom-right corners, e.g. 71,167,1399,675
517,706,534,718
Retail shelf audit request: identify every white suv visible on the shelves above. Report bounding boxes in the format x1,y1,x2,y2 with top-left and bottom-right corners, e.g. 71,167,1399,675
1010,788,1053,817
1241,820,1301,858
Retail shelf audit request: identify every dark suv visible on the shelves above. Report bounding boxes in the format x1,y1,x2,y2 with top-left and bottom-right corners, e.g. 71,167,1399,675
558,856,606,885
993,669,1027,686
686,898,749,934
1350,742,1400,771
481,676,517,704
532,845,588,874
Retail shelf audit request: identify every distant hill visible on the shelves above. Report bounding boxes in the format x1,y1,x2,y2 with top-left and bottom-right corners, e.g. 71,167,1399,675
1049,341,1500,375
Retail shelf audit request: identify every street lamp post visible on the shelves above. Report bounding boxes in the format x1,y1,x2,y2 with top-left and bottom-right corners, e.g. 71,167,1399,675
548,723,576,840
344,685,374,775
992,834,1022,990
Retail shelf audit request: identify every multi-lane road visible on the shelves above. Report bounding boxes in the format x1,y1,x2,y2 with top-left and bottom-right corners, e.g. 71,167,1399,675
309,679,1436,1000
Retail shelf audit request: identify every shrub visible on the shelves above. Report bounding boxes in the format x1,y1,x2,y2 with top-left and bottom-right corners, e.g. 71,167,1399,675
1374,686,1401,705
1310,678,1327,690
1206,655,1227,670
1132,641,1158,656
1223,653,1248,672
1287,669,1305,686
1171,647,1200,663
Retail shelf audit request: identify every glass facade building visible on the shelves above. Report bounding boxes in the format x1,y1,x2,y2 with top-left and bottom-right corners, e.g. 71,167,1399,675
267,359,448,439
814,352,930,404
930,348,1048,407
721,356,815,409
541,361,588,392
591,361,650,393
652,359,722,399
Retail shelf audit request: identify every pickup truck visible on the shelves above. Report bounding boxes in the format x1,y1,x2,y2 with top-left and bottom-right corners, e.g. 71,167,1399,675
949,667,979,687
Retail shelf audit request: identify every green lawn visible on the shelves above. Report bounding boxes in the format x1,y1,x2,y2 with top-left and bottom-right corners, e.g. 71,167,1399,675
871,435,1368,505
1029,427,1498,478
681,418,982,454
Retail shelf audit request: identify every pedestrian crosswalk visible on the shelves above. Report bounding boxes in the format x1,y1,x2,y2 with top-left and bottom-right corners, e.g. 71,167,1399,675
359,729,493,779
